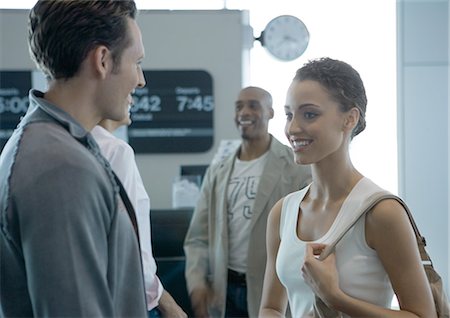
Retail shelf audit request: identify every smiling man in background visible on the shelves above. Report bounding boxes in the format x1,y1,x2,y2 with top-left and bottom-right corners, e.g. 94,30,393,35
184,86,312,317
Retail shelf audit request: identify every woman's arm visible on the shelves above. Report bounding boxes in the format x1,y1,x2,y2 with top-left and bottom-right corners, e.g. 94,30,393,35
259,198,289,318
302,198,436,318
364,198,436,317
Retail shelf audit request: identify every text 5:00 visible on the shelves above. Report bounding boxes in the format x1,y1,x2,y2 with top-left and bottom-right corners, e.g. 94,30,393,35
0,96,29,114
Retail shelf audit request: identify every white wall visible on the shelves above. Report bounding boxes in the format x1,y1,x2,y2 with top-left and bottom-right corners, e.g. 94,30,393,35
246,1,398,195
397,0,449,294
0,10,34,69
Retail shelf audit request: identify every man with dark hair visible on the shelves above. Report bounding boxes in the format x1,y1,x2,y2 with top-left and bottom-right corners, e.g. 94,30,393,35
0,1,147,317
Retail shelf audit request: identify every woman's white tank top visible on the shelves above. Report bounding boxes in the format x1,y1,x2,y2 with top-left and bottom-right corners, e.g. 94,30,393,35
276,177,394,317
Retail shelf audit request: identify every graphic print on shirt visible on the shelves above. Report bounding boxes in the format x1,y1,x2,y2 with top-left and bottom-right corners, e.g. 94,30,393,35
227,175,259,220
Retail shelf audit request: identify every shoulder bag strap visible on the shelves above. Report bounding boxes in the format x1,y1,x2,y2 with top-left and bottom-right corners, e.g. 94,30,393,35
318,191,424,261
385,195,432,265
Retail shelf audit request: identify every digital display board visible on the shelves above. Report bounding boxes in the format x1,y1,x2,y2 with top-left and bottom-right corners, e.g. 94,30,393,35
0,71,31,151
0,70,214,154
129,70,214,153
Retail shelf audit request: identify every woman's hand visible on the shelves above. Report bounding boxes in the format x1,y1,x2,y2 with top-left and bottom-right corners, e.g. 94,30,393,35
301,243,340,307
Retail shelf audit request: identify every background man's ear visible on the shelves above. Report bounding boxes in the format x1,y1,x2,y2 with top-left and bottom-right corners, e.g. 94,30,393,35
268,107,275,119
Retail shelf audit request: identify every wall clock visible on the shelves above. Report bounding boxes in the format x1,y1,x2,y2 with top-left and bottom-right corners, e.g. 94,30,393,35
256,15,310,61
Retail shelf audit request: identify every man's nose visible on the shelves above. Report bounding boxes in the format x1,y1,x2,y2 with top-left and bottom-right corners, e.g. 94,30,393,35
137,69,146,88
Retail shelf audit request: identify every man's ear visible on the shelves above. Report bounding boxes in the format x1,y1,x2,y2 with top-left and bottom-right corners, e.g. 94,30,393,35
344,107,360,132
93,45,112,79
268,107,275,119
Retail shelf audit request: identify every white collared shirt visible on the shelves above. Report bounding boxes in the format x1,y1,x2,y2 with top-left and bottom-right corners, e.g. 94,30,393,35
91,125,163,310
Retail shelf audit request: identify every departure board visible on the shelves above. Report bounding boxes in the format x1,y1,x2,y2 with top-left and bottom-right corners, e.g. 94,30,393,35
0,71,31,151
129,70,214,153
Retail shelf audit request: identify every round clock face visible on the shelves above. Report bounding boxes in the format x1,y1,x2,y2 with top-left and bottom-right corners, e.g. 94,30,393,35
262,15,309,61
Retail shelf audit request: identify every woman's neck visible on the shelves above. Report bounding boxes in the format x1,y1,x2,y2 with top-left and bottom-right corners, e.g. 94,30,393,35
309,153,363,202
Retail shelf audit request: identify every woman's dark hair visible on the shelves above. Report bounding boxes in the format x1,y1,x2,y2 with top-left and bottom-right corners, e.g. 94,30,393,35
28,0,137,80
294,57,367,138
